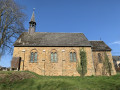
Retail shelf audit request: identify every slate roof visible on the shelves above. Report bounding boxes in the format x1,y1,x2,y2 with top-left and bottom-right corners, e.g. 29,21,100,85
90,41,111,51
113,56,120,61
14,32,91,47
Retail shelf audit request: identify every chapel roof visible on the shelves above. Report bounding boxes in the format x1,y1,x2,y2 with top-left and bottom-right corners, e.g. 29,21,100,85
90,41,111,51
14,32,91,47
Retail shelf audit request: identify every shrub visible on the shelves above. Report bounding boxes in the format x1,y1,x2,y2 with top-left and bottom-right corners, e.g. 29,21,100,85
103,52,112,75
77,49,87,76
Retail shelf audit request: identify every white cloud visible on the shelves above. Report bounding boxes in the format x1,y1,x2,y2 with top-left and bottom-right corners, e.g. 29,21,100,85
110,41,120,45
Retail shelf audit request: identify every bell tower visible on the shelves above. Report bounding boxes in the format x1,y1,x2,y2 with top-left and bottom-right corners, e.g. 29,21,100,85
29,9,36,34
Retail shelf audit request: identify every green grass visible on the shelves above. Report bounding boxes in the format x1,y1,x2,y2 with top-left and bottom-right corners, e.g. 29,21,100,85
0,71,120,90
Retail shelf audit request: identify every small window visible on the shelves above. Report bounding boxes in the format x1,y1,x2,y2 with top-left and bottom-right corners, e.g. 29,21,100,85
34,52,37,62
30,52,34,62
54,52,57,62
51,50,57,62
30,49,38,63
51,52,54,62
73,52,77,61
70,50,77,62
98,53,102,63
70,52,73,61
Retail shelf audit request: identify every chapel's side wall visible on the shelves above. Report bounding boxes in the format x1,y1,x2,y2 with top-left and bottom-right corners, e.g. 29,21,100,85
92,51,116,76
12,47,95,76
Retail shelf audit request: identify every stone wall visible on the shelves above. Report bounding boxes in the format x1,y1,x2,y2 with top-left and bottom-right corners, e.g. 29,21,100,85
92,51,116,76
12,47,95,76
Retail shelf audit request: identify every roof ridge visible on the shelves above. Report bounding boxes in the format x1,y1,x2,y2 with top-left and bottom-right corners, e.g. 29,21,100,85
33,32,84,33
22,32,84,34
89,40,103,41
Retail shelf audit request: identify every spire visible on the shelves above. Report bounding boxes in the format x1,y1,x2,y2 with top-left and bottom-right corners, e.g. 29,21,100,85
30,8,35,22
28,8,36,34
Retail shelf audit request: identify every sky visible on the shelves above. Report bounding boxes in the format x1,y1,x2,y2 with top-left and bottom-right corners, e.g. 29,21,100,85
0,0,120,67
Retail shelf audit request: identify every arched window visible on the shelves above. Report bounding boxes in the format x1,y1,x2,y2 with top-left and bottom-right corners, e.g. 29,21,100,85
70,50,77,62
98,53,102,63
30,49,38,63
51,50,57,62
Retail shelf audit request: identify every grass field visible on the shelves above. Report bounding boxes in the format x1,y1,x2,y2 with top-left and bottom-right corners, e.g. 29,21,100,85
0,71,120,90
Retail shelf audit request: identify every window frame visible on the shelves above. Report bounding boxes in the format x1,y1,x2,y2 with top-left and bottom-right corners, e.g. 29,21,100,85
30,52,34,63
34,52,37,62
50,49,58,63
30,49,38,63
69,49,77,62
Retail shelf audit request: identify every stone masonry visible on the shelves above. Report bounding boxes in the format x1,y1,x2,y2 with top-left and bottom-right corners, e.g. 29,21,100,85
13,47,95,76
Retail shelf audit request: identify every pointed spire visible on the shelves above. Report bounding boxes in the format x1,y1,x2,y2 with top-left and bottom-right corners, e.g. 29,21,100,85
30,8,35,22
29,8,36,34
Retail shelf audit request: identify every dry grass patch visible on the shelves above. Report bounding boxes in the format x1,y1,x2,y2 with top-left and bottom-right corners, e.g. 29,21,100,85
0,71,36,83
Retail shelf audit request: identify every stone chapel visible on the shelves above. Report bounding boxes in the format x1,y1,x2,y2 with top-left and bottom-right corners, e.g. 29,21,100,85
11,11,116,76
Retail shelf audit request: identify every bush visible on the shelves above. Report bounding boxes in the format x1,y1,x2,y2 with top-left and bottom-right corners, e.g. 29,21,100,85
77,49,87,76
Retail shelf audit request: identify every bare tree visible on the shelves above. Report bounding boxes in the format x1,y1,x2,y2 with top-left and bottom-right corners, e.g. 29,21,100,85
0,0,26,57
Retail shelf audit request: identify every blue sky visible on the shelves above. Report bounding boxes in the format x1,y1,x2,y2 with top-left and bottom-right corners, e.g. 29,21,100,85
0,0,120,67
